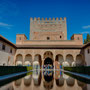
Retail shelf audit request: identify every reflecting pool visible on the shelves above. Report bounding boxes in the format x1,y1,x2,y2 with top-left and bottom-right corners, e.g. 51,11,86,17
0,69,90,90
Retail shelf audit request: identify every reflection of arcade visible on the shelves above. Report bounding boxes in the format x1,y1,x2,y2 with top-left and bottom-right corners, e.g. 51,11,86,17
43,71,54,89
33,70,42,86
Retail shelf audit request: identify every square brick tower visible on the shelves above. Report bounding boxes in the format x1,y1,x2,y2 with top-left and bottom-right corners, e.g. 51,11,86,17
30,17,67,40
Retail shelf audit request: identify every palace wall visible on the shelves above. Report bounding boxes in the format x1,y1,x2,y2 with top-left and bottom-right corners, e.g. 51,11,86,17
0,39,16,65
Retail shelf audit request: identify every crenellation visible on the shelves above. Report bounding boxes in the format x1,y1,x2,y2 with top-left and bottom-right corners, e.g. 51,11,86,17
60,17,62,20
34,17,37,21
56,17,59,20
42,18,44,20
49,17,51,20
64,17,66,21
52,18,55,21
45,18,47,20
38,17,40,20
30,17,67,21
30,17,33,21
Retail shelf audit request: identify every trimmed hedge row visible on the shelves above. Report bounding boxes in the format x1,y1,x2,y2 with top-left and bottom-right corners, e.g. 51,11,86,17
64,66,90,75
0,66,32,76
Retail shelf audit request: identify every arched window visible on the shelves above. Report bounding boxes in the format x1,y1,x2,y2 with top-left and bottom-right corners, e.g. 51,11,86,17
60,36,62,39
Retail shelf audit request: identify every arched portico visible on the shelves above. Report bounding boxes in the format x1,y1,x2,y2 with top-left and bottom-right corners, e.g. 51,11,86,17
15,54,23,66
76,54,84,66
55,54,64,69
66,54,74,66
24,54,32,66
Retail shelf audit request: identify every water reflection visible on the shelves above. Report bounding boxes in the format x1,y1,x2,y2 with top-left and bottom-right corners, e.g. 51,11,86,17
64,72,90,84
0,69,89,90
33,69,41,86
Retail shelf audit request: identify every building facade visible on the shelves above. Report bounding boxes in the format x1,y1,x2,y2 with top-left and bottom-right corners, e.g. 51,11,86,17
15,17,84,68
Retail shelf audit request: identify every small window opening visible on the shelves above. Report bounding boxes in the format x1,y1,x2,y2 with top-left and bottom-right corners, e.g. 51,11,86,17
19,37,21,40
47,37,50,40
10,48,12,53
2,44,5,50
60,36,62,39
88,49,90,54
77,37,79,40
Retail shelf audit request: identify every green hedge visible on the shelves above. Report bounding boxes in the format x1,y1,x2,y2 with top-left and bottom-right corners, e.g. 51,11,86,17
64,66,90,75
0,66,32,76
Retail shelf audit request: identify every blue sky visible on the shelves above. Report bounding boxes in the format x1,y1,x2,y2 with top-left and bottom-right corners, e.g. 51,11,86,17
0,0,90,44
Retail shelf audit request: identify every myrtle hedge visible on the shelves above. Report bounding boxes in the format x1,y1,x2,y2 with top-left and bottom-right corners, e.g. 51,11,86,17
0,66,32,76
64,66,90,75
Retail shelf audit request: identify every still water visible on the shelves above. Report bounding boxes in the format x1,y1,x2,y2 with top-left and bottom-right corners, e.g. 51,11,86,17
0,69,90,90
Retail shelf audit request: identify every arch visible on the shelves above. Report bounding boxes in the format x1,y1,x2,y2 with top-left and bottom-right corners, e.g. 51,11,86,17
77,80,85,87
66,77,75,86
24,54,32,86
33,61,40,70
55,54,64,69
15,54,23,86
24,75,32,86
44,57,53,65
15,54,23,66
34,54,42,68
62,61,69,67
56,76,64,86
24,54,32,66
55,54,64,63
44,51,53,59
66,54,74,66
15,79,22,86
76,54,83,66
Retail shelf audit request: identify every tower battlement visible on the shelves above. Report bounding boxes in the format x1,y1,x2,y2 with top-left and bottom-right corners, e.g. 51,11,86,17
30,17,66,21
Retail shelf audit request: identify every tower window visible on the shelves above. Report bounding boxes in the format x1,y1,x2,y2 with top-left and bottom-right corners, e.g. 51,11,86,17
77,37,79,40
10,48,12,53
47,37,50,40
87,49,90,54
60,36,62,39
19,37,21,40
2,44,5,51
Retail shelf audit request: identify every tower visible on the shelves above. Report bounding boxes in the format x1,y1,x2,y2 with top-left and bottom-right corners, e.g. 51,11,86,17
30,17,67,40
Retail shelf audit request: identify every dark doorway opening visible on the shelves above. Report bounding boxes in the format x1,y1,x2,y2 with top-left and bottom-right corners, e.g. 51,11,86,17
44,57,53,65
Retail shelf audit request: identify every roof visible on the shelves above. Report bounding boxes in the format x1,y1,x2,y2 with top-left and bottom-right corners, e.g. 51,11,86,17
0,35,16,48
1,35,89,49
82,42,90,49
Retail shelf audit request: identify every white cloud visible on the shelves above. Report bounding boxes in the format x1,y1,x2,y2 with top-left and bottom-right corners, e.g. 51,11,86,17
82,25,90,29
81,31,90,34
0,22,13,29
